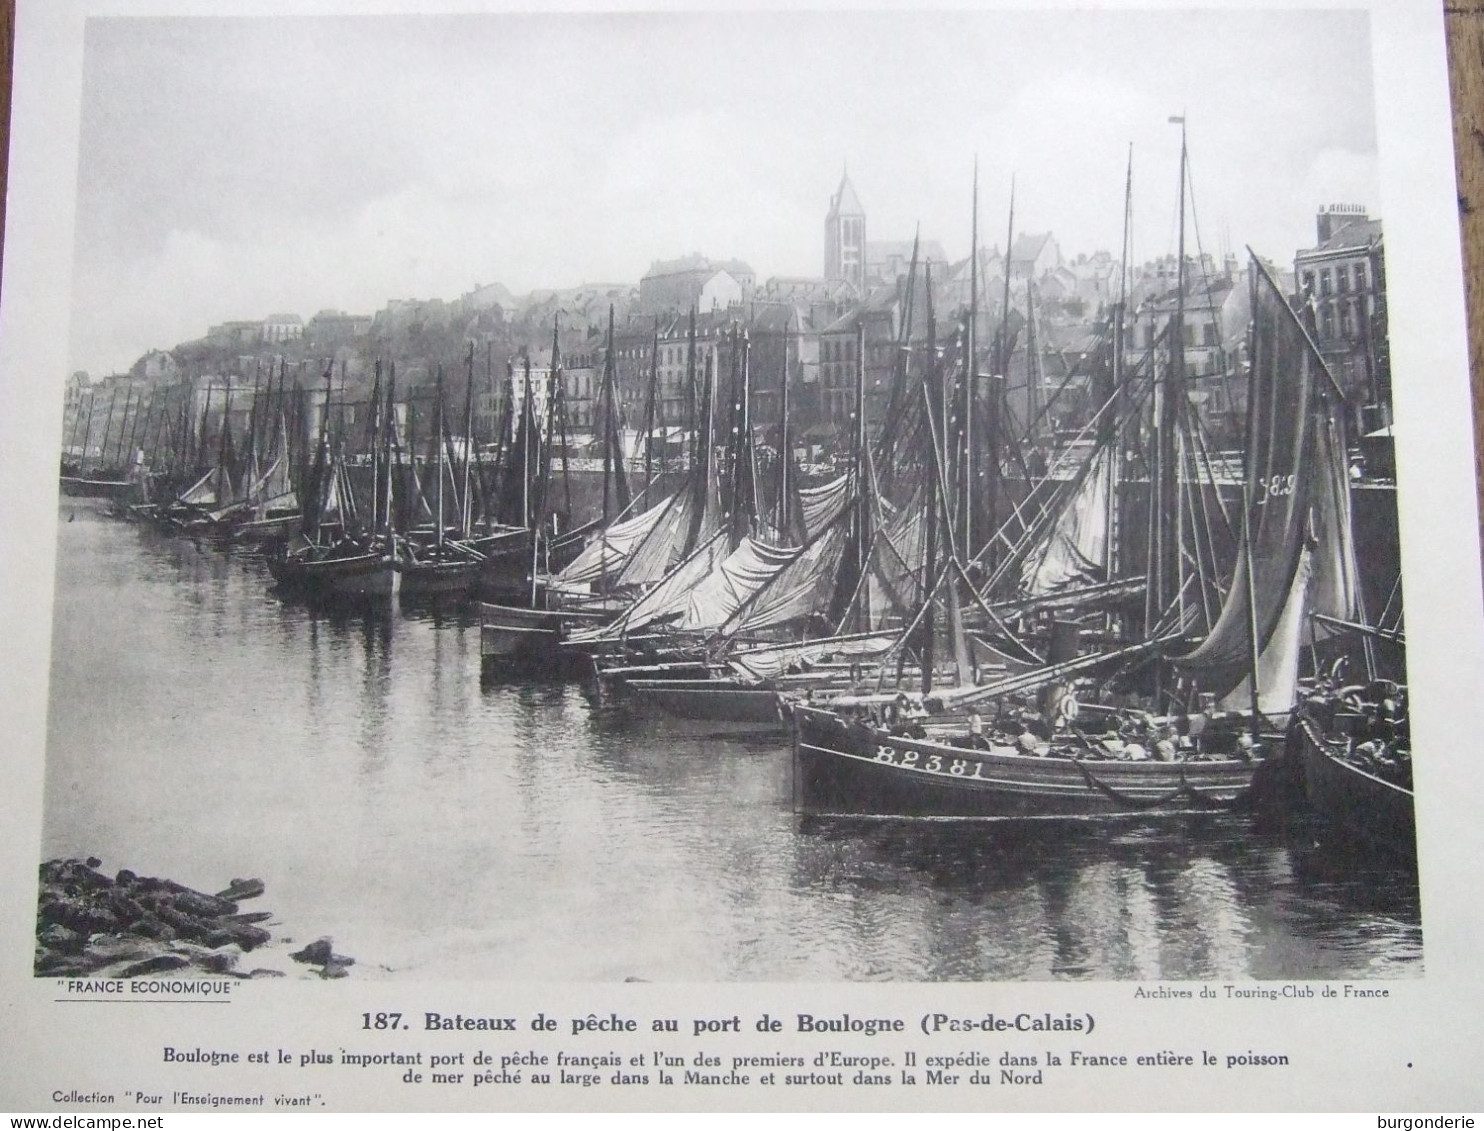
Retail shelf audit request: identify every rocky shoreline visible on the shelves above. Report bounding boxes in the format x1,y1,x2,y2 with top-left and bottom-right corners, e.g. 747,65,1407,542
36,857,356,980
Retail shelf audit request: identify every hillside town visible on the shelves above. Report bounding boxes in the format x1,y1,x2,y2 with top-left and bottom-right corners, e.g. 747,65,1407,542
60,173,1390,475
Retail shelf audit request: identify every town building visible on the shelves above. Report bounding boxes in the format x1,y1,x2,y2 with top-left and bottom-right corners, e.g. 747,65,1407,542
638,255,750,315
865,238,948,286
1127,263,1251,446
1294,204,1388,417
262,313,304,343
305,310,374,351
824,171,867,289
206,321,263,350
1009,232,1062,282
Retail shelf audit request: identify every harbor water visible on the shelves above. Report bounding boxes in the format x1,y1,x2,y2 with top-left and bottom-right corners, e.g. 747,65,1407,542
39,503,1422,982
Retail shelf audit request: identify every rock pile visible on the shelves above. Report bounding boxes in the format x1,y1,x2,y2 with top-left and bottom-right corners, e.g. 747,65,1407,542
35,857,353,980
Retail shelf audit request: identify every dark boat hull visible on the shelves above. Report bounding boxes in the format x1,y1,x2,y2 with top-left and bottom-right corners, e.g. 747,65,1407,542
626,679,786,727
231,512,302,544
477,523,596,600
269,549,397,597
60,475,133,500
791,706,1260,819
479,602,597,674
397,556,483,596
1297,718,1416,856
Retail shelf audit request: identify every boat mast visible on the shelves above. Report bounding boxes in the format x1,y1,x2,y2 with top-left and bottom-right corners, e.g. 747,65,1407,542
776,314,793,542
97,387,120,474
387,361,406,536
1152,116,1189,638
1240,266,1264,734
728,326,757,549
78,392,97,473
217,377,235,501
383,362,397,541
461,342,476,539
642,318,660,491
111,387,135,470
435,367,446,549
521,355,533,531
962,158,979,556
368,361,383,538
989,179,1016,576
1108,144,1133,582
921,264,939,694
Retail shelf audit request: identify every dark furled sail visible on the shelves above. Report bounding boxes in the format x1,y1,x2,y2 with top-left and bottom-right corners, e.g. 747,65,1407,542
1177,255,1358,710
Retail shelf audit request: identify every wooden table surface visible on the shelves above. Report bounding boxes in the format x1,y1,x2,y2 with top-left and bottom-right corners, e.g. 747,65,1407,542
0,2,1482,559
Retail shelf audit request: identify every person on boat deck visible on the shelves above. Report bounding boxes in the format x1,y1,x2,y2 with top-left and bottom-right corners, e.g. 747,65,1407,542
892,692,927,738
1235,732,1257,761
967,712,991,750
1016,724,1047,757
1153,725,1179,762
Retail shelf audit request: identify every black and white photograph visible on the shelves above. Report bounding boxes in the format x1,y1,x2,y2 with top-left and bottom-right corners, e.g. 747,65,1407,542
28,4,1428,988
8,0,1484,1113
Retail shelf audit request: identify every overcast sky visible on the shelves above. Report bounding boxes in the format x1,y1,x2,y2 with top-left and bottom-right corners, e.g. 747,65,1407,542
67,9,1379,377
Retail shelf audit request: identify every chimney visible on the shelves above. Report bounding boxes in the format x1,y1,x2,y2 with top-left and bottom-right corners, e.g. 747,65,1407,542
1316,208,1335,244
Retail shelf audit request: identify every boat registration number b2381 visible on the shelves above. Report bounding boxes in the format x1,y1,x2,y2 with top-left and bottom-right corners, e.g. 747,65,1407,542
874,745,986,778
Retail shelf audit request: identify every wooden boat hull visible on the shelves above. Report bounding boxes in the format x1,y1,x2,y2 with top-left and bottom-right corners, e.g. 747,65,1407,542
397,556,483,596
1296,718,1416,856
626,679,786,727
269,549,397,597
60,475,133,500
791,706,1260,819
479,601,593,675
231,513,302,544
477,523,597,600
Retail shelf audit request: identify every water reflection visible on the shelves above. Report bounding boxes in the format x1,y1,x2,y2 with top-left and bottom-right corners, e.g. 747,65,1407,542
40,506,1422,982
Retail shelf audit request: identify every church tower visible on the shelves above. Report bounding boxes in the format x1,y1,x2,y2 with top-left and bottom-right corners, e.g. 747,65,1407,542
824,170,866,288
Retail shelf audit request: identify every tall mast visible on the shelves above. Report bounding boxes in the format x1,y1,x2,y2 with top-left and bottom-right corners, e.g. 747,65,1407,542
111,386,135,469
963,157,979,556
685,309,699,463
776,315,793,541
737,327,757,546
602,307,618,522
435,367,446,548
1107,144,1133,581
78,392,97,473
368,361,383,538
126,386,149,468
1149,116,1189,636
384,361,397,541
921,264,938,695
998,177,1016,381
988,179,1016,574
550,316,573,528
640,320,656,489
462,342,476,538
216,376,235,503
521,355,533,531
64,386,83,465
97,386,120,473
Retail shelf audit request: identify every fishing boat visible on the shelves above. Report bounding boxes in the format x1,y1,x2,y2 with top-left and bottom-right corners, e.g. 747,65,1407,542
397,358,487,598
792,702,1260,818
1284,643,1413,859
267,364,398,599
59,472,134,500
228,372,304,545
